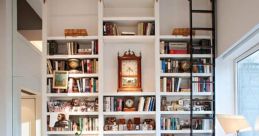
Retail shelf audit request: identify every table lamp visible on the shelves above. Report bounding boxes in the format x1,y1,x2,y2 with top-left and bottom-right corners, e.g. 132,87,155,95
217,114,251,136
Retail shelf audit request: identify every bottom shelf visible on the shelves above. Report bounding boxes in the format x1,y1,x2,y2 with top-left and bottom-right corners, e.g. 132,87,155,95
103,130,156,135
160,130,213,134
46,131,99,135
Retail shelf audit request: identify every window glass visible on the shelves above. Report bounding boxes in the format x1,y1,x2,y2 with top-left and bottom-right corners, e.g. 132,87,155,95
237,50,259,136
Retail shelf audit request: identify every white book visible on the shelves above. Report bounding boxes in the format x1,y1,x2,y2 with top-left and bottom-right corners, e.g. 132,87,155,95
111,97,114,112
105,97,111,112
144,97,151,111
172,77,175,92
91,41,94,55
82,78,85,93
176,78,182,92
160,41,165,54
146,23,152,35
76,79,81,92
163,77,167,92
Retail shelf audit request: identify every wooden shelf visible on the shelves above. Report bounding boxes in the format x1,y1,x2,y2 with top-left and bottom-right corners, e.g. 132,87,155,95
160,111,213,115
103,111,156,116
160,130,213,134
160,54,212,58
103,17,155,21
103,92,156,96
47,73,99,78
159,35,211,41
159,92,213,96
46,131,99,135
103,36,155,44
160,73,212,77
103,0,154,8
103,130,156,135
47,55,99,59
46,93,99,97
47,36,98,41
47,112,99,116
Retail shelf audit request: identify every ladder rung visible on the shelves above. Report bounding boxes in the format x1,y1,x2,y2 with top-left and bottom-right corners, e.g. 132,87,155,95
192,28,214,31
192,10,213,13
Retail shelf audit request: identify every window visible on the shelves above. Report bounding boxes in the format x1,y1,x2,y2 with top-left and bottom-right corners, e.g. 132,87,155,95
237,49,259,136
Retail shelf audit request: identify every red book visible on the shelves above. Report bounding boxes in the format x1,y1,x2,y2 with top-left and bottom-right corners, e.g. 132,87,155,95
169,49,188,54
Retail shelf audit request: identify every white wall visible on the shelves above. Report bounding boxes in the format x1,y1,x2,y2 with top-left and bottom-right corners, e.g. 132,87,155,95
0,0,13,135
217,0,259,55
216,25,259,135
12,32,42,136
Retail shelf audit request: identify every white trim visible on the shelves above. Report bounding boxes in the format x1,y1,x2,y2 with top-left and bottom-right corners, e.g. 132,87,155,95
218,24,259,59
234,44,259,114
16,31,42,56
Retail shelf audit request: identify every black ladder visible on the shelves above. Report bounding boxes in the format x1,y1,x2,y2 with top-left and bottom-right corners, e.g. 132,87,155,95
189,0,216,136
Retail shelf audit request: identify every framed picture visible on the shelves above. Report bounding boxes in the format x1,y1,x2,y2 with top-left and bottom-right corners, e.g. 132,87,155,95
53,71,68,89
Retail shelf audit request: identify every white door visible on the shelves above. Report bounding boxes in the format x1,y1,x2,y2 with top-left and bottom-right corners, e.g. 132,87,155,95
21,98,36,136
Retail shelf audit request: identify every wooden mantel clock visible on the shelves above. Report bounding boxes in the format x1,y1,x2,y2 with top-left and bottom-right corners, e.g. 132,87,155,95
118,50,142,92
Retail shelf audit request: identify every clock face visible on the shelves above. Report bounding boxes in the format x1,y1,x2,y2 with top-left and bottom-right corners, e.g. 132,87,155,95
121,60,138,76
125,98,134,108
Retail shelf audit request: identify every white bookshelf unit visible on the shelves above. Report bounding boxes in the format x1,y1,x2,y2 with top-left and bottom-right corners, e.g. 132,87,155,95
42,0,215,136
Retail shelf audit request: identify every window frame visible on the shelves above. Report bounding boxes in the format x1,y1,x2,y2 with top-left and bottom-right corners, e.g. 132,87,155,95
234,43,259,114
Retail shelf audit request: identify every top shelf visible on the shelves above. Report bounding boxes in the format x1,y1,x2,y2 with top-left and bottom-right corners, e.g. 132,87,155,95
160,35,211,41
47,36,98,42
103,0,154,8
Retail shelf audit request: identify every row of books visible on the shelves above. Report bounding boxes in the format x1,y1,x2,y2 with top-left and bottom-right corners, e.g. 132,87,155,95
48,40,98,55
81,59,98,74
47,98,98,113
192,77,212,92
104,96,156,112
160,41,188,54
137,96,156,112
103,22,155,36
67,41,98,55
160,59,211,73
103,22,119,36
48,115,99,131
47,59,98,74
161,117,184,130
160,59,185,73
47,78,99,93
68,78,98,93
160,77,190,92
137,22,155,35
161,117,211,130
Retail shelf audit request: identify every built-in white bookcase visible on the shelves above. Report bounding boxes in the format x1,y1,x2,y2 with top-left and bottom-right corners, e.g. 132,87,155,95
42,0,215,135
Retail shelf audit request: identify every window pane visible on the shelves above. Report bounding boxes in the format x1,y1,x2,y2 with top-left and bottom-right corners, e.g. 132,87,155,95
238,50,259,136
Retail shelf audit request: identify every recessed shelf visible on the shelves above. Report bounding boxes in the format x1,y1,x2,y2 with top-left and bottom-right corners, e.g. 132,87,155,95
103,130,156,135
159,54,212,58
103,17,155,23
103,36,155,43
103,0,154,8
46,93,99,97
47,74,99,78
159,92,213,96
46,131,99,135
103,111,156,116
160,111,213,115
47,36,98,41
160,73,212,77
159,35,211,41
46,112,99,116
103,92,156,96
47,55,99,59
160,130,213,134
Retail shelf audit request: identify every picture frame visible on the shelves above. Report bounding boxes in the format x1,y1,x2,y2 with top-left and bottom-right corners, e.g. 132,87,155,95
53,71,68,89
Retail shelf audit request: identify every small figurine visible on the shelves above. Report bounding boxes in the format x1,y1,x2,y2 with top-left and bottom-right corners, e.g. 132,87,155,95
127,119,134,130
